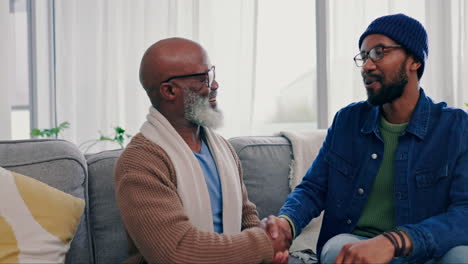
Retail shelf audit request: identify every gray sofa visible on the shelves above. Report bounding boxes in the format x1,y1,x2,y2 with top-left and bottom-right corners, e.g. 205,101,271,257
0,135,323,264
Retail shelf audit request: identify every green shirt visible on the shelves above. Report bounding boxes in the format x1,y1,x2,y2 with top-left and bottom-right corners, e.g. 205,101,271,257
353,116,408,238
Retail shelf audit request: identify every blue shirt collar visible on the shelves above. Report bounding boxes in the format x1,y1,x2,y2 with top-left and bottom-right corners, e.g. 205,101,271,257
361,88,431,140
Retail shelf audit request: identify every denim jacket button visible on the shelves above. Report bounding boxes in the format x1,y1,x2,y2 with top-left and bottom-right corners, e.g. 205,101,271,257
395,192,402,200
358,188,364,195
371,153,378,159
346,219,352,224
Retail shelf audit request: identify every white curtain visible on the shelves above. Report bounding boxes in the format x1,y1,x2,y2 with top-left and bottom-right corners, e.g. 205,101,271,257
327,0,468,123
54,0,256,150
53,0,467,150
424,0,468,108
0,0,13,140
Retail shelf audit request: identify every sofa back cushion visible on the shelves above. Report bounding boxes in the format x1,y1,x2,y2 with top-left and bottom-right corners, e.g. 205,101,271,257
86,149,129,264
0,167,85,263
228,136,292,219
0,139,91,264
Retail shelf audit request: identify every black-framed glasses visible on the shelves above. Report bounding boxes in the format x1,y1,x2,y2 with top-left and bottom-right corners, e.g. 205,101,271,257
353,45,402,67
161,66,216,88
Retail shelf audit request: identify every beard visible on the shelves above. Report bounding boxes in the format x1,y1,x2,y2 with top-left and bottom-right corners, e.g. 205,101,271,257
365,59,408,106
183,89,224,129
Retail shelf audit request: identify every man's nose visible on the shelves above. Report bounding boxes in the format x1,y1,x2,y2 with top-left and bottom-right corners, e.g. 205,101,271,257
210,80,219,90
362,58,377,73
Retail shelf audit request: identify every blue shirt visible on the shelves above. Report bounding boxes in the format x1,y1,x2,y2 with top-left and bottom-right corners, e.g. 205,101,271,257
193,139,223,233
279,89,468,262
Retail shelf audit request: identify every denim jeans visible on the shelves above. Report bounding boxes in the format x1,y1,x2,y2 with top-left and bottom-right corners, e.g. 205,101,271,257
320,233,468,264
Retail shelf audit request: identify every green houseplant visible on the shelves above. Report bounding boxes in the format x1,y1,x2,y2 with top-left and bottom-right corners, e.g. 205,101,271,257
97,126,132,149
79,126,132,154
30,122,70,138
31,122,132,153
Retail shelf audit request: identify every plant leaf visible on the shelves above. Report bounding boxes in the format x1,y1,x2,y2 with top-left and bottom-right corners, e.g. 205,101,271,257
115,126,125,134
30,121,70,139
59,121,70,129
99,136,113,141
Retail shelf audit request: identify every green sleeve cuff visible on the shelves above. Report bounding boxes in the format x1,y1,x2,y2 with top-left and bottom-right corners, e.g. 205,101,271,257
279,215,296,239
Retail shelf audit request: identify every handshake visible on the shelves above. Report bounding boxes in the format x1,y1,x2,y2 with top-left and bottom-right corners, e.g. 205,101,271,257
259,215,293,264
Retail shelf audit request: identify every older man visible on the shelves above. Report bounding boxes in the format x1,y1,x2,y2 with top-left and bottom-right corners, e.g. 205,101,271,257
115,38,290,264
266,13,468,263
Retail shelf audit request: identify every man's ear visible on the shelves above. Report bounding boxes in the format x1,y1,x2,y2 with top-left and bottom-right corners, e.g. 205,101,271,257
160,83,178,101
409,58,422,72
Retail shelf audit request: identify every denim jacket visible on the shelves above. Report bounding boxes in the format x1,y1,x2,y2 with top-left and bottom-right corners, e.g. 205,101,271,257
279,89,468,263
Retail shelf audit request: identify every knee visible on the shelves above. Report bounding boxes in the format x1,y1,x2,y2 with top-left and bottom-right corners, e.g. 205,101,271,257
320,234,364,264
439,245,468,264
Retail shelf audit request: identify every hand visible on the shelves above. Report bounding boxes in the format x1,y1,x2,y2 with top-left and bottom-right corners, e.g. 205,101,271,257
260,215,293,263
272,250,289,264
333,235,394,264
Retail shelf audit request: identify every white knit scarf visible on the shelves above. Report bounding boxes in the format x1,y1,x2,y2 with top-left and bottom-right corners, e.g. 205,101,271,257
140,107,242,234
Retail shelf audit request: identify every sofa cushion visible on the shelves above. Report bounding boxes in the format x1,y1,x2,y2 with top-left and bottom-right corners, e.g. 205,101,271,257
0,139,91,264
0,167,85,263
86,149,129,264
228,136,292,219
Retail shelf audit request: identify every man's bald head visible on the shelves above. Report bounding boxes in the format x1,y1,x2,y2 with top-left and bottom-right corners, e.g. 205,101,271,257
139,38,210,106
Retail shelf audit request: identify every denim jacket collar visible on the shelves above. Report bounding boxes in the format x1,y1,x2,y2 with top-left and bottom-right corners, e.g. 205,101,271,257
361,88,430,140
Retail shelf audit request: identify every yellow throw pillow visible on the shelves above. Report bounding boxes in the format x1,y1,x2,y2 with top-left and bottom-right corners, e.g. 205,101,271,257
0,166,85,264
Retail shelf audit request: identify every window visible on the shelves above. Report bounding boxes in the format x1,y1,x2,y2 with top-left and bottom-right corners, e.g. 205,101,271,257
3,0,465,145
253,0,317,135
10,0,35,140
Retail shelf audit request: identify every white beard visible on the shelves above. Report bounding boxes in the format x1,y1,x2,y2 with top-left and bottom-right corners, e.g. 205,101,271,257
183,89,224,129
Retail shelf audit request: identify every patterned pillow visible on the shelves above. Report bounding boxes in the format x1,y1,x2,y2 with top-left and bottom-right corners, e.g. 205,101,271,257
0,166,85,263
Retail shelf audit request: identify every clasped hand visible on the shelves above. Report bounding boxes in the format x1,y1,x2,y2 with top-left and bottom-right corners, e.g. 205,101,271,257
260,215,293,264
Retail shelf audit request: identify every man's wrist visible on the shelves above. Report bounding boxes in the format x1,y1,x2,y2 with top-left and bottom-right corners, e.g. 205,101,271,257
278,215,295,238
395,228,413,256
382,232,400,256
381,229,413,257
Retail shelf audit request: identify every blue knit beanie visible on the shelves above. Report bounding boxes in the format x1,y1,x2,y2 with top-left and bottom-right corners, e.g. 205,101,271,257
358,13,428,79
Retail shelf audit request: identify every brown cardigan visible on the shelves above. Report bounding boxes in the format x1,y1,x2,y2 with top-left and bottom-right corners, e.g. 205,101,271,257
115,133,274,264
